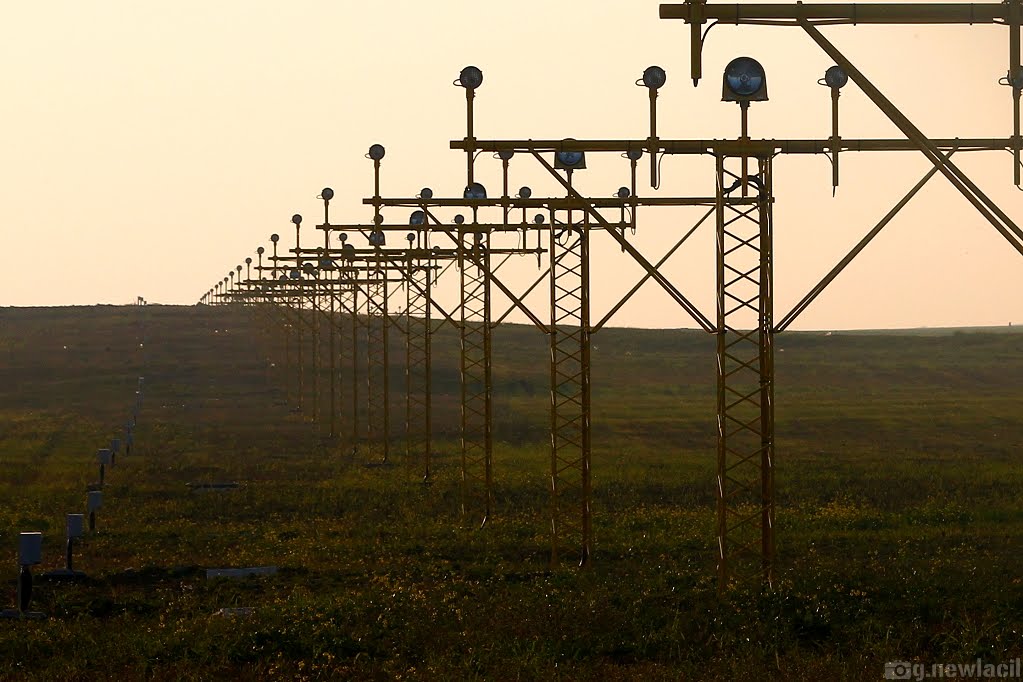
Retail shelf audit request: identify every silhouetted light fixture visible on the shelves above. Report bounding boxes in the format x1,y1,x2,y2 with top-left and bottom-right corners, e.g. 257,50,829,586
823,65,849,89
410,210,426,225
320,187,334,201
617,187,631,199
555,139,586,170
291,214,303,225
369,230,386,246
518,186,532,199
722,57,768,102
368,144,386,161
640,65,667,90
464,182,487,200
626,148,644,161
419,188,434,200
457,65,484,89
270,234,279,243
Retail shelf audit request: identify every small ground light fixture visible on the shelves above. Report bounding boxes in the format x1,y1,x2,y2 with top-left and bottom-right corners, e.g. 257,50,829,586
97,448,112,486
1,532,44,618
110,438,120,465
43,515,86,579
87,491,102,532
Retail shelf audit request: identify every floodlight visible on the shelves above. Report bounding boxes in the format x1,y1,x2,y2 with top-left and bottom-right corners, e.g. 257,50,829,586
320,187,334,201
291,214,303,225
617,187,631,199
410,210,426,225
497,150,514,161
823,65,848,89
419,188,434,200
270,233,279,243
464,182,487,200
457,65,484,89
321,257,335,269
555,141,586,170
454,214,465,225
1006,67,1023,89
518,186,532,199
369,230,386,246
722,57,768,102
626,149,643,161
368,144,386,160
279,274,287,281
640,65,667,90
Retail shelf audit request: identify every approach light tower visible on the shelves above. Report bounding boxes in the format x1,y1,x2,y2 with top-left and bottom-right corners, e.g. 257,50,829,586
452,0,1021,589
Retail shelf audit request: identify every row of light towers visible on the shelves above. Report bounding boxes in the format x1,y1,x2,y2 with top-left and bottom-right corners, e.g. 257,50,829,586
202,0,1021,591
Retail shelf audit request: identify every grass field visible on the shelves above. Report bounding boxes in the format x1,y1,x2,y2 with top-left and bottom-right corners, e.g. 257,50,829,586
1,304,1021,680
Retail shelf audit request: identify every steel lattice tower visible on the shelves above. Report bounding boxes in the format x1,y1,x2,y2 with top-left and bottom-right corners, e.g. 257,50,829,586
714,153,776,588
548,210,592,567
459,227,493,525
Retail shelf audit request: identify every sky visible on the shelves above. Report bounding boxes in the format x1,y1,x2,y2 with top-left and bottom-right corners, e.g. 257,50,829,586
0,1,1020,330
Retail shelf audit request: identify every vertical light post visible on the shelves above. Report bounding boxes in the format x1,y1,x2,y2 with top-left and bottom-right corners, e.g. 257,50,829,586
292,214,305,414
320,188,338,439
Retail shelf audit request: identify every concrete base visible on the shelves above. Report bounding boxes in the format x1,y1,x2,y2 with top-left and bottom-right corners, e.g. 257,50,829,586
188,482,239,491
206,566,278,579
41,569,87,580
0,609,46,620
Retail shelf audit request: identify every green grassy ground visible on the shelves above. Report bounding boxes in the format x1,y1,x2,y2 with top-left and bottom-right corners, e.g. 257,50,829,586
1,305,1021,680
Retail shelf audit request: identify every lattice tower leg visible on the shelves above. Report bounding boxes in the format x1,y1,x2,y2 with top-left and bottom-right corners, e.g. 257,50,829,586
365,274,390,462
340,285,359,457
406,262,432,481
459,232,493,526
714,153,776,591
548,214,592,567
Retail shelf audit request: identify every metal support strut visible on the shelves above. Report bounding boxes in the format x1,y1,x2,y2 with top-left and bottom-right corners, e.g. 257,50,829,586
459,227,493,526
714,153,775,590
548,209,593,567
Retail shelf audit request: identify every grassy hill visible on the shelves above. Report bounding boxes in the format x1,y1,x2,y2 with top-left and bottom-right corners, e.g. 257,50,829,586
1,304,1021,680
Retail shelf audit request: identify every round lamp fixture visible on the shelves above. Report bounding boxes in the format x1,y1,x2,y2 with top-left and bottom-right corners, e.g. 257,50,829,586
291,214,302,225
641,65,667,90
457,65,484,89
454,214,465,225
497,150,514,161
257,247,264,255
409,210,426,226
368,144,386,160
722,57,768,102
270,233,279,243
824,65,849,89
320,187,334,201
419,187,434,200
463,182,487,200
518,186,532,199
617,187,631,199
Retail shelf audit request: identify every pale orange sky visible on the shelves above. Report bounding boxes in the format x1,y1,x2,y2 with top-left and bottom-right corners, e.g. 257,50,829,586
0,1,1019,330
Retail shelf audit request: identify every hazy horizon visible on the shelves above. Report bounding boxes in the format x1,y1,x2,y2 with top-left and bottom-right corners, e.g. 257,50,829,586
1,1,1019,330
